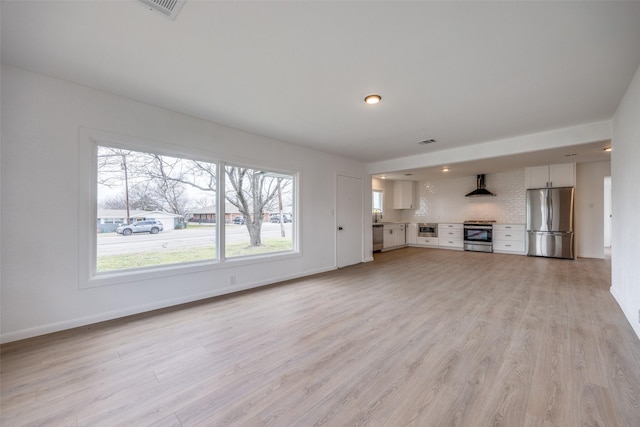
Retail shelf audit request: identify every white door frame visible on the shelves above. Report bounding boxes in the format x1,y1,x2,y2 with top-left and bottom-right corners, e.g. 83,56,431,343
604,176,612,248
336,174,364,268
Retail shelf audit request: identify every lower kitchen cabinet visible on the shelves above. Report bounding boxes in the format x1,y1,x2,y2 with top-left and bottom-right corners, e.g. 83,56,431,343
416,236,439,246
406,224,417,245
438,223,463,249
383,223,406,250
493,224,526,254
439,238,464,249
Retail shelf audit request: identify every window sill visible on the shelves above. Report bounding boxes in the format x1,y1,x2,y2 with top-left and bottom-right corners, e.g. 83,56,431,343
81,250,301,289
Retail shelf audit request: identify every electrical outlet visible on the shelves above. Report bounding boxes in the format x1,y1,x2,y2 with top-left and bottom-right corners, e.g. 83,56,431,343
230,275,236,285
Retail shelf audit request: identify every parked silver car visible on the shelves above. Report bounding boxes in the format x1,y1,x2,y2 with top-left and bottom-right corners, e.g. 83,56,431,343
269,213,292,223
116,220,163,236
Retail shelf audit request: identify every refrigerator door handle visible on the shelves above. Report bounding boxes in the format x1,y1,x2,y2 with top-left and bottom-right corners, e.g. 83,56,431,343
547,190,553,230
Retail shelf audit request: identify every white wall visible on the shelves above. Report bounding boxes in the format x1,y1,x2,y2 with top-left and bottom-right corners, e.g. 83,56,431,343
575,161,611,259
604,176,612,248
376,171,525,224
0,65,369,343
611,62,640,340
394,171,527,224
369,121,611,176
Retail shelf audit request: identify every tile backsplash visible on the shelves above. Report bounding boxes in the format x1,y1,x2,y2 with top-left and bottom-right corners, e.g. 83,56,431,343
396,170,527,224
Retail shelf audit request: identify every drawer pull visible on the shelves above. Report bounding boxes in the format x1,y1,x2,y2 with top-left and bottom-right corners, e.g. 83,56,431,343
505,234,511,237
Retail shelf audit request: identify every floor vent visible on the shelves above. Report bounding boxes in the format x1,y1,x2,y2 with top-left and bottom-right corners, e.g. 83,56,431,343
139,0,186,21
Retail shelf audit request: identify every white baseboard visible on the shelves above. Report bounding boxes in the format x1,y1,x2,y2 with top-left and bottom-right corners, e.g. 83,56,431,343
610,286,640,341
0,266,337,344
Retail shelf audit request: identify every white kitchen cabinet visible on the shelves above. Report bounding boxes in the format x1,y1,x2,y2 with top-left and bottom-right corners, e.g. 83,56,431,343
525,163,575,188
406,224,417,245
383,223,406,250
549,163,576,187
416,236,439,246
493,224,526,254
393,181,415,209
437,223,463,249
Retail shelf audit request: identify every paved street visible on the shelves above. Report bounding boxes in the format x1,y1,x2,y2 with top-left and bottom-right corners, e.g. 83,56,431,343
97,223,292,256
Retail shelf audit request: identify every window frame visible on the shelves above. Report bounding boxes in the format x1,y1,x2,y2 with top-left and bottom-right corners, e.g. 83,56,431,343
372,189,384,213
78,128,300,289
220,161,298,261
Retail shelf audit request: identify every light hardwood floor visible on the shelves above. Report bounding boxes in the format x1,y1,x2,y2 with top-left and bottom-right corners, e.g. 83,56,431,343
1,248,639,426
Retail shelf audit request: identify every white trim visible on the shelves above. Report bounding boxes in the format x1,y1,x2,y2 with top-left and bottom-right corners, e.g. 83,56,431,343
78,127,301,289
1,265,336,344
368,120,612,175
610,286,640,340
335,173,365,268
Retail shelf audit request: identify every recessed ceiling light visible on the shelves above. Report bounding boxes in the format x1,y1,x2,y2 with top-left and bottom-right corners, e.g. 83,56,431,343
564,153,577,157
604,147,612,152
380,175,387,179
442,167,450,172
364,94,381,105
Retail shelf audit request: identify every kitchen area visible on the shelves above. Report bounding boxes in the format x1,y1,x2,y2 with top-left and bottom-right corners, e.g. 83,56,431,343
372,161,612,260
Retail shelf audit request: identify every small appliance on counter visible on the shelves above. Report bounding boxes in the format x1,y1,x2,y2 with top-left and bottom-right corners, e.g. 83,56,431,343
463,220,496,252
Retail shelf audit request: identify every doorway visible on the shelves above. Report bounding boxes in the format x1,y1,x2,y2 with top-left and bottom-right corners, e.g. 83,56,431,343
336,174,363,268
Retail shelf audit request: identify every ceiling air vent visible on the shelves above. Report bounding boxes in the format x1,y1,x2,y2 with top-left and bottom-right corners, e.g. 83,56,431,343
139,0,186,21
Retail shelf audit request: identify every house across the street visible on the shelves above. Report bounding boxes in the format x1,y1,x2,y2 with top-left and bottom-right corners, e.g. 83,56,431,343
186,203,268,224
97,208,184,232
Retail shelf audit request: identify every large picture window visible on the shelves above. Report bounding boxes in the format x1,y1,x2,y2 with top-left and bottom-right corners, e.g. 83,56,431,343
96,146,217,272
87,134,299,282
224,165,295,258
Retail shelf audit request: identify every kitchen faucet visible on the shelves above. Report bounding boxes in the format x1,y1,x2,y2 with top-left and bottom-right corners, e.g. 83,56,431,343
373,208,382,223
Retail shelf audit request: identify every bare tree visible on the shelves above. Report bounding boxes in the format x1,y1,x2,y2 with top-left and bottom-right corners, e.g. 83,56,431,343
100,195,127,210
225,167,293,246
98,147,133,223
138,154,190,216
98,185,163,212
97,145,292,247
276,178,285,237
155,160,290,246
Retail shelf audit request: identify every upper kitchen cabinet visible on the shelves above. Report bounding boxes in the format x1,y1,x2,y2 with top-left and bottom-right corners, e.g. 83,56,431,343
393,181,415,209
525,163,575,189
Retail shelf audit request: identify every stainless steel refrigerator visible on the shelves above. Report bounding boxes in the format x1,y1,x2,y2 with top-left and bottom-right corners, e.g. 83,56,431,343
526,187,575,259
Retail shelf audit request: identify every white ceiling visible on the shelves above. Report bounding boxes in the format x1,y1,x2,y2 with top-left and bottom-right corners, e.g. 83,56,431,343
2,1,639,175
375,139,612,181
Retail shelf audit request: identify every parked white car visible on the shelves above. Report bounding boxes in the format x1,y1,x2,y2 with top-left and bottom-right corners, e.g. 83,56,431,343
116,220,163,236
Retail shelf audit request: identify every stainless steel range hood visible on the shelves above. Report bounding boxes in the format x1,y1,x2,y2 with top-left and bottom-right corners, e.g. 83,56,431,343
465,174,496,197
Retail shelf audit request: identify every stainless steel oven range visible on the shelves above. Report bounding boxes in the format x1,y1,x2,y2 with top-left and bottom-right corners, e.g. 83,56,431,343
463,220,495,252
418,223,438,237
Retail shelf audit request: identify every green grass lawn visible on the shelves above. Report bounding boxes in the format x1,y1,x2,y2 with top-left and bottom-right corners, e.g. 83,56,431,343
97,238,293,272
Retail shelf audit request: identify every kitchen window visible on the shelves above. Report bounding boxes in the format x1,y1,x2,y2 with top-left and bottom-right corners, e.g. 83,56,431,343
372,189,383,213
